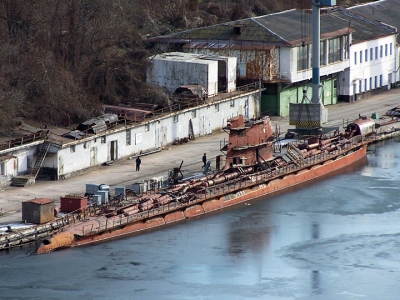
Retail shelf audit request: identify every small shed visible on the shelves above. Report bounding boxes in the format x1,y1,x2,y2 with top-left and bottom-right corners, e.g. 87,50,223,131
60,195,88,213
22,198,55,224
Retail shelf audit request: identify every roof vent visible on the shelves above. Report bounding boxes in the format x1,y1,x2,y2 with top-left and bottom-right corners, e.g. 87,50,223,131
233,25,244,35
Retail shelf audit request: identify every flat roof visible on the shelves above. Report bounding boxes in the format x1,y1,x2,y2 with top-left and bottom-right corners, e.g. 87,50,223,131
24,198,54,205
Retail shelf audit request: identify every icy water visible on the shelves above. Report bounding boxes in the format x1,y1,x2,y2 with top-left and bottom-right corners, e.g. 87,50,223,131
1,138,400,300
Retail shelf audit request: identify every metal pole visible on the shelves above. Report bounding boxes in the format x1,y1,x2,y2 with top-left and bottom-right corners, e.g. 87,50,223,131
312,0,320,104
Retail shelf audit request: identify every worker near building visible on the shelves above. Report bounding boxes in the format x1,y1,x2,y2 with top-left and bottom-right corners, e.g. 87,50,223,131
202,153,207,168
136,156,141,171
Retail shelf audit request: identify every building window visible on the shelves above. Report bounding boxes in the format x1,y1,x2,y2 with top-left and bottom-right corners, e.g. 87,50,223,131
364,78,367,91
320,40,326,66
380,45,383,58
359,51,363,63
70,145,75,153
215,104,219,111
101,136,106,143
365,49,368,62
354,52,357,65
370,48,373,61
380,74,383,87
328,38,340,64
297,45,309,71
375,47,378,59
343,35,348,59
359,80,362,93
385,44,388,56
126,129,131,145
230,100,235,107
191,110,196,118
390,43,393,55
370,77,372,90
375,76,378,88
173,114,179,123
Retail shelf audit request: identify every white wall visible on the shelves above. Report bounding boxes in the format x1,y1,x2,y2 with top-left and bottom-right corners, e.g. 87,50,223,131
0,141,43,179
146,55,219,96
204,56,237,92
345,35,396,97
288,45,349,84
227,56,237,92
188,48,280,82
56,90,260,178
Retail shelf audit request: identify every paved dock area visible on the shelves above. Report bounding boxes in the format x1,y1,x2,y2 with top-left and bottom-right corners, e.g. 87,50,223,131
1,89,400,225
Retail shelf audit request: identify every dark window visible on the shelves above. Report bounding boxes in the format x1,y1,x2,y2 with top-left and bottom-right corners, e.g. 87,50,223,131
297,45,309,71
328,38,340,63
126,129,131,145
320,41,326,66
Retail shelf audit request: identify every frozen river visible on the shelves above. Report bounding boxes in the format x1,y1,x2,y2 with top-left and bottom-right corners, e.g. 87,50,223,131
1,138,400,300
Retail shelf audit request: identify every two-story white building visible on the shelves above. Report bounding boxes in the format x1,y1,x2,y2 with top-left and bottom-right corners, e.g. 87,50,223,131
348,0,400,92
147,6,398,115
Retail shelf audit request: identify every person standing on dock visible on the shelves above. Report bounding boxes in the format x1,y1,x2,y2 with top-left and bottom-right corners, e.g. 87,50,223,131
202,153,207,168
136,156,141,171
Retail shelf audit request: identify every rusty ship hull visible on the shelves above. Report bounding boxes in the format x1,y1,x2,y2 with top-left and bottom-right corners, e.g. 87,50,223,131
37,115,369,254
62,146,367,250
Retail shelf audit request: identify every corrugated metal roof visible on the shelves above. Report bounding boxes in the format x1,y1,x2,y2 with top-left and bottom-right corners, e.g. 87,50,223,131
147,7,396,48
103,105,154,122
385,105,400,117
148,18,289,45
66,130,86,140
76,114,118,134
255,8,395,45
348,0,400,43
183,42,275,50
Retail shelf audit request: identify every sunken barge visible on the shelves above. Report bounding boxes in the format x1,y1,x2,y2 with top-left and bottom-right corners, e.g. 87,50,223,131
35,114,373,254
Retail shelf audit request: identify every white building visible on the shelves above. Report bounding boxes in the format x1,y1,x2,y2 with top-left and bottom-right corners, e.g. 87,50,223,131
0,84,260,187
348,0,400,91
146,52,237,96
147,7,398,114
342,35,397,101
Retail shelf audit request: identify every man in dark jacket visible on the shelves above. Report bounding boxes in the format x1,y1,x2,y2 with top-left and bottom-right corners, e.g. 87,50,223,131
136,156,141,171
202,153,207,168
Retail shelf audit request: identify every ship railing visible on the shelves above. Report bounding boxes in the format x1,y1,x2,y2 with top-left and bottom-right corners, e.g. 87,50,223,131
78,137,367,236
47,204,101,234
203,139,366,199
79,199,197,236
